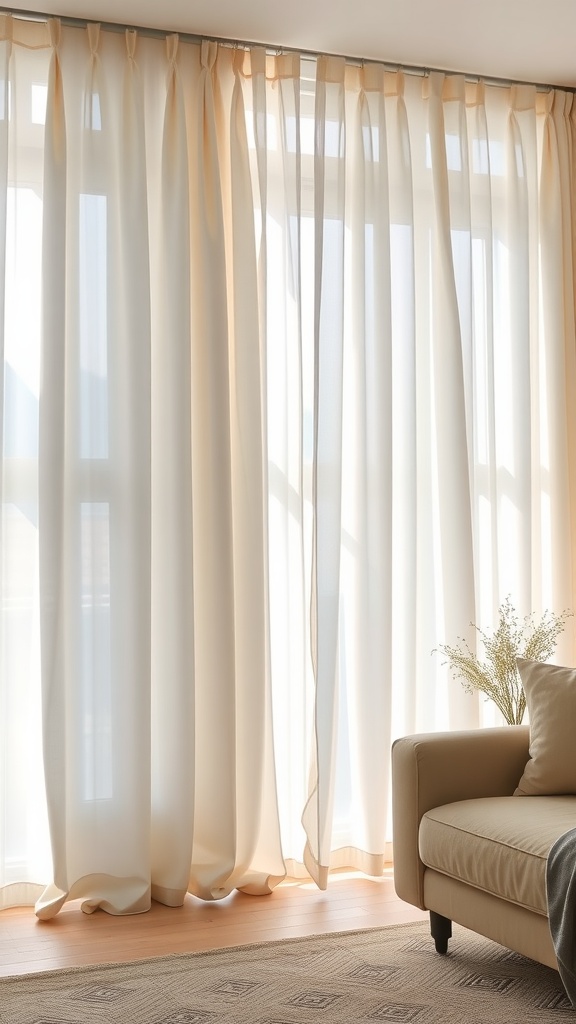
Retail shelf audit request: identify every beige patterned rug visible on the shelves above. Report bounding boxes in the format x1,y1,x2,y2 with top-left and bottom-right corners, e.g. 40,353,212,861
0,919,572,1023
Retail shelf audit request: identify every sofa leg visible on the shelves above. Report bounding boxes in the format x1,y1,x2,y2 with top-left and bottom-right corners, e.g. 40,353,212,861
430,911,452,954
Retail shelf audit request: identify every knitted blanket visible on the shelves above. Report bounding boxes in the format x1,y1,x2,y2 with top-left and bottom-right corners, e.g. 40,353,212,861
547,826,576,1008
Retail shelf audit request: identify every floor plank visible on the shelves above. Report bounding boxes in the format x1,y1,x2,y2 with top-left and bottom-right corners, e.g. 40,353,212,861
0,871,427,976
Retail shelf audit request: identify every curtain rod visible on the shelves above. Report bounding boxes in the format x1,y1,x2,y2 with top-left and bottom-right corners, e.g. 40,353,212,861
0,4,571,94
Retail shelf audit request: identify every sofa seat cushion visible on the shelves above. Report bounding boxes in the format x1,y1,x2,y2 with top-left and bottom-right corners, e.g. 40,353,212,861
419,795,576,916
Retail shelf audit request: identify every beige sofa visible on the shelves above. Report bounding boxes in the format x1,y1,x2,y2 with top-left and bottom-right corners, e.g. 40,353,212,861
391,725,576,970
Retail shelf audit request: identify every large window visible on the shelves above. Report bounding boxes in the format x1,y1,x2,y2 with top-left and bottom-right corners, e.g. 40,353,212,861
1,20,574,914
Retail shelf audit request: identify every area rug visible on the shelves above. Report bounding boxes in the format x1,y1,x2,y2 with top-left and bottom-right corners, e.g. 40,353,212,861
0,920,573,1023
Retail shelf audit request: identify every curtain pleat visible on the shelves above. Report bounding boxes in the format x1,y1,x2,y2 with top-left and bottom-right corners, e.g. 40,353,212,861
425,73,477,729
0,16,51,911
555,94,576,620
302,55,347,888
386,74,419,735
36,19,69,917
263,53,310,873
539,90,575,623
341,65,393,864
187,40,241,900
505,88,537,606
0,21,9,896
150,32,195,906
1,17,576,915
467,82,501,616
227,48,284,894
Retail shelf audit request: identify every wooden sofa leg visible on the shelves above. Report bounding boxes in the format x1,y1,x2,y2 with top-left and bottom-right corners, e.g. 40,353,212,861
430,911,452,954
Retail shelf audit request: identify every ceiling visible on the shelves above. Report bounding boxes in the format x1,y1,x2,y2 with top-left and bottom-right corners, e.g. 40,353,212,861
8,0,576,88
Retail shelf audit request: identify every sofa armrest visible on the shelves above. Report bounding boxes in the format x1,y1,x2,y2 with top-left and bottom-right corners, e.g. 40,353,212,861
391,726,530,910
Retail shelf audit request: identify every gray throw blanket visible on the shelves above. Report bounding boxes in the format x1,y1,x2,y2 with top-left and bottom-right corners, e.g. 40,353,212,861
547,826,576,1007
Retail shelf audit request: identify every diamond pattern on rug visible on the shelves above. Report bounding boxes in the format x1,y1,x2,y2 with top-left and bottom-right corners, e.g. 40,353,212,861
398,938,442,956
347,962,399,983
456,972,519,993
367,1004,426,1021
286,990,342,1009
532,989,573,1012
70,985,131,1002
490,949,528,965
209,979,262,998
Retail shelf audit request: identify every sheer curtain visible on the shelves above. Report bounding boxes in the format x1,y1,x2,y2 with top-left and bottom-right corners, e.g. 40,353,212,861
0,14,574,916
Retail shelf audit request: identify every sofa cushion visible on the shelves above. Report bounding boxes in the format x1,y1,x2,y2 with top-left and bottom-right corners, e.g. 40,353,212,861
514,658,576,796
419,795,576,915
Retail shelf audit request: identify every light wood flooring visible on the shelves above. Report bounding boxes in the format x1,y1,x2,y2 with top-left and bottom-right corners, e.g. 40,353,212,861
0,870,427,977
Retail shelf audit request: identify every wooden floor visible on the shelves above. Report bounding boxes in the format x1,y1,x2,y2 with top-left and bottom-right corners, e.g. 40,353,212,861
0,871,427,978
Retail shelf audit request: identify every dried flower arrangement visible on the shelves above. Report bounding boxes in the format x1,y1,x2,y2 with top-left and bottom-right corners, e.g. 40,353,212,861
434,597,572,725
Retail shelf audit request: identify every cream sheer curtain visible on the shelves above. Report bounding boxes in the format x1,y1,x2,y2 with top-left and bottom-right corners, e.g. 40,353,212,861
0,15,575,916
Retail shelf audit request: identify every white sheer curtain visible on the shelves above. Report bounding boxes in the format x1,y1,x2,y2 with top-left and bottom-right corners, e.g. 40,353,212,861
0,15,575,916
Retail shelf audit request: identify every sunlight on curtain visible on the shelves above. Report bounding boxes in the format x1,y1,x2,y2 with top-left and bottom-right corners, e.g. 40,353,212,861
0,13,575,914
